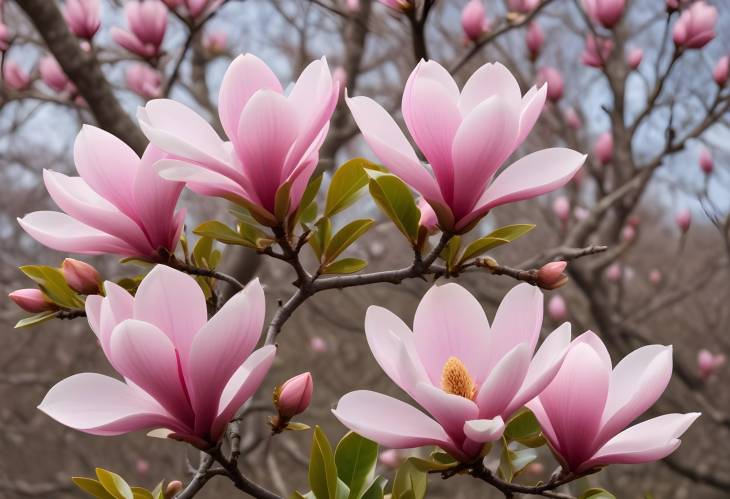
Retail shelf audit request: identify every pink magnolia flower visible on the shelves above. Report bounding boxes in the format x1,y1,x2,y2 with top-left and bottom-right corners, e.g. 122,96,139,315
529,332,699,472
276,372,313,419
203,30,227,55
626,47,643,70
675,209,691,233
582,0,625,29
461,0,489,42
713,56,729,86
2,60,31,91
648,269,662,285
574,206,589,221
581,35,613,68
333,283,572,461
537,67,563,102
507,0,540,13
38,266,275,446
552,196,570,224
309,336,328,353
564,107,582,129
418,197,438,232
63,0,101,40
181,0,223,19
126,63,162,99
672,1,717,50
346,0,360,12
18,125,184,259
626,215,640,228
346,60,585,233
547,295,567,322
593,132,613,165
699,147,713,175
537,261,568,289
526,22,544,61
605,262,622,282
136,459,150,475
9,289,56,313
111,0,168,59
138,54,339,226
62,258,101,295
621,225,636,243
697,349,725,381
39,56,73,94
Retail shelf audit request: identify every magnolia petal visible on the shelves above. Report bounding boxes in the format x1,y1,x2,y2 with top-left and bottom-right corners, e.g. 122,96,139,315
414,382,479,442
463,416,505,443
458,62,522,118
476,343,532,419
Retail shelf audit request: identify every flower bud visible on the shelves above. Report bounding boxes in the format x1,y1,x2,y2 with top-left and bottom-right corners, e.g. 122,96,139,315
507,0,539,14
675,209,691,233
713,56,729,86
581,35,613,68
563,107,582,130
378,0,412,12
526,22,544,61
309,336,328,353
547,294,567,321
552,196,570,224
626,47,643,70
698,349,725,381
672,1,717,50
9,289,56,313
333,66,347,98
418,198,438,233
627,215,640,228
39,56,73,94
593,132,613,165
649,269,662,285
275,372,313,419
203,30,227,55
164,481,183,499
62,258,101,294
537,261,568,290
699,147,713,175
126,64,162,100
605,263,622,282
0,23,10,51
461,0,489,42
63,0,101,40
582,0,625,29
621,225,636,243
379,449,402,469
346,0,361,13
136,458,150,475
2,61,31,91
537,66,563,102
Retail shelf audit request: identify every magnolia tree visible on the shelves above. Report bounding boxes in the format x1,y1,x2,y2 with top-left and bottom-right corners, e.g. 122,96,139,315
2,0,729,498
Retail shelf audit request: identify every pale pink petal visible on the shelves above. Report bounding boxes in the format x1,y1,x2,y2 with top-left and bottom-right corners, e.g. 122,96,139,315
413,382,479,442
85,294,103,341
525,397,561,454
154,159,254,203
99,281,135,364
476,343,532,419
515,84,548,146
572,331,612,369
458,62,522,117
463,416,505,443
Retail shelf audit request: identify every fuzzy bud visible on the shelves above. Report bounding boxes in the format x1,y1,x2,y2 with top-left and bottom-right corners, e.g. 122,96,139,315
537,261,568,290
275,372,313,419
9,289,56,313
62,258,101,294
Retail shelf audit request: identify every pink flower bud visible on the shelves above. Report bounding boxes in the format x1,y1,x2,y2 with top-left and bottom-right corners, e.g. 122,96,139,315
626,47,643,70
126,63,162,100
461,0,489,42
621,225,636,243
665,0,680,12
111,0,168,59
378,449,402,469
699,147,713,175
346,0,361,12
672,1,717,50
136,458,150,474
713,56,729,86
574,206,589,221
525,462,545,476
9,289,56,313
332,66,348,95
526,22,544,61
537,261,568,290
62,258,101,294
675,209,691,233
0,23,10,51
593,132,613,165
182,0,223,20
418,198,438,233
581,35,613,68
276,372,313,419
39,56,73,94
537,66,563,102
582,0,625,29
552,196,570,223
627,215,640,228
563,107,582,130
547,294,567,321
203,30,227,55
164,481,183,498
309,336,328,353
507,0,539,14
63,0,101,40
605,262,622,282
378,0,412,11
648,269,662,285
2,61,31,91
698,349,725,380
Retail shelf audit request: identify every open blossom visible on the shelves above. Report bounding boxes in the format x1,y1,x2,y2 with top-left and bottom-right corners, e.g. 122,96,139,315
581,35,613,68
697,349,725,380
333,283,572,461
39,56,73,94
528,332,699,472
461,0,489,42
507,0,539,13
63,0,101,40
18,126,184,259
713,56,729,86
675,209,691,233
582,0,624,29
138,54,338,225
111,0,168,59
2,61,31,91
626,47,643,70
347,60,585,232
38,266,276,446
593,132,613,165
126,64,162,99
547,295,567,322
526,22,544,61
9,289,56,313
537,67,563,102
672,1,717,50
699,147,713,175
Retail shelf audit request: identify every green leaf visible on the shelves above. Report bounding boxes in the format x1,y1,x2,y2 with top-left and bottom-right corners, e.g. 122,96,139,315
321,258,368,275
309,218,333,261
95,468,134,499
498,440,537,483
325,158,379,217
359,476,387,499
19,265,83,309
131,487,154,499
286,422,312,431
335,432,379,499
368,175,419,244
275,181,293,222
72,477,117,499
391,458,427,499
238,221,273,249
458,237,511,263
579,488,617,499
485,224,535,243
309,426,338,499
14,310,57,329
324,219,374,263
192,236,214,268
193,221,250,246
405,457,457,472
504,409,546,448
296,174,323,224
439,235,461,272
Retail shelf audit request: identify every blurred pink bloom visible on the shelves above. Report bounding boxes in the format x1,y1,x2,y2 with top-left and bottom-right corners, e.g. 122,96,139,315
347,60,585,232
18,126,185,259
203,30,227,55
605,263,622,282
126,63,161,99
9,289,55,313
378,0,412,11
563,107,582,130
63,0,101,40
39,56,73,94
582,0,624,29
181,0,223,19
333,66,348,95
461,0,489,42
2,60,31,91
528,332,699,472
378,449,402,469
525,22,544,61
648,269,662,285
621,225,636,243
672,1,717,50
139,54,339,225
593,132,613,165
309,336,328,353
276,372,313,419
713,56,729,86
626,215,640,228
525,462,545,475
574,206,589,221
699,147,713,175
537,66,563,102
547,294,567,322
39,267,275,446
507,0,540,13
675,209,691,233
537,261,568,289
346,0,360,12
136,459,150,475
0,23,9,51
697,349,725,381
581,35,613,68
111,0,168,58
552,196,570,224
62,258,101,294
626,47,643,70
333,283,572,461
418,197,438,233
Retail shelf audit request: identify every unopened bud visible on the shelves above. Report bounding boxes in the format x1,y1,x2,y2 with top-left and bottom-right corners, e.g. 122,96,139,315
537,261,568,289
547,294,567,321
164,480,183,498
274,372,313,420
9,289,56,313
698,349,726,381
62,258,100,294
418,198,439,233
